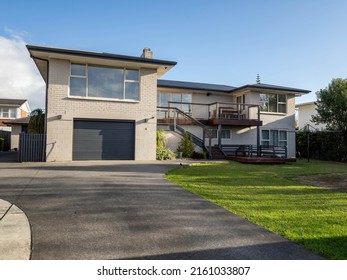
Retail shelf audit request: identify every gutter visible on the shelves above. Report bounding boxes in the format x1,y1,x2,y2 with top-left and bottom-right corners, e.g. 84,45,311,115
29,55,49,162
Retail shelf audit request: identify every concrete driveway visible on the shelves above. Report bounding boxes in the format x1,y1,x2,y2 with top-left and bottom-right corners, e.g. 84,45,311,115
0,160,323,260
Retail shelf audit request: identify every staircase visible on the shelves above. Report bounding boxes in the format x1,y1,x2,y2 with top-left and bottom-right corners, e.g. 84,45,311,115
157,106,213,158
210,146,226,159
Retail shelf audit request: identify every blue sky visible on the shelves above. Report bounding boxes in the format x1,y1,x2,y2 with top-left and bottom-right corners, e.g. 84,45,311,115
1,0,347,108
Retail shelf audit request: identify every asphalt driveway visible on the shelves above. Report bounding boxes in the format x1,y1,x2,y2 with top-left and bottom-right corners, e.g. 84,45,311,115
0,160,323,260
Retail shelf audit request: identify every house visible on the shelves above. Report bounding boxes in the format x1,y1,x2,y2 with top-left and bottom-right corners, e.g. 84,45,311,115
27,45,309,162
296,101,326,130
0,99,31,132
157,80,310,159
3,117,30,150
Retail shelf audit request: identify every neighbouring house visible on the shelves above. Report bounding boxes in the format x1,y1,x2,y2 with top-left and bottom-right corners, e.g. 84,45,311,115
0,98,31,132
27,45,309,162
296,101,326,130
3,117,30,150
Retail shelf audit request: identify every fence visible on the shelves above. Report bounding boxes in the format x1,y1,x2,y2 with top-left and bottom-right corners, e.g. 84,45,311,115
0,130,11,151
19,133,45,162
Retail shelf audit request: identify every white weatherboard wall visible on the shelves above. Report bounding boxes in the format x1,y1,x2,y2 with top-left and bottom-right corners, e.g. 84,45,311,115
297,102,326,130
46,58,157,162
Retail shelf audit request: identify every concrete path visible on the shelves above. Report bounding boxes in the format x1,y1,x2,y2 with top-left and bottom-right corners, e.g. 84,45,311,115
0,160,324,260
0,199,31,259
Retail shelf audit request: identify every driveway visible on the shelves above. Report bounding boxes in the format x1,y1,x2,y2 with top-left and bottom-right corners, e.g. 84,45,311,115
0,161,323,259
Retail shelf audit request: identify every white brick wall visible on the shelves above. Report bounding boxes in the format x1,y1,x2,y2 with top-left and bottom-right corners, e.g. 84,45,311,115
46,58,157,161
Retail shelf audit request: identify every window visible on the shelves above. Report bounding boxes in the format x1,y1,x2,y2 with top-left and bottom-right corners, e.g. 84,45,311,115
70,64,86,97
261,129,287,146
69,63,140,101
211,129,231,139
125,69,139,100
0,107,17,118
260,93,286,113
157,92,192,113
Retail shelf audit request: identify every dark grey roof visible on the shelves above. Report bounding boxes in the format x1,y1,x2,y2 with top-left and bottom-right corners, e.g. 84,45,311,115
3,117,30,125
27,45,177,66
232,83,311,94
158,79,236,92
0,98,27,106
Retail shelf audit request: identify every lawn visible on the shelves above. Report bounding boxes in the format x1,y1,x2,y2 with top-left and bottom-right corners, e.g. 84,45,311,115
166,159,347,259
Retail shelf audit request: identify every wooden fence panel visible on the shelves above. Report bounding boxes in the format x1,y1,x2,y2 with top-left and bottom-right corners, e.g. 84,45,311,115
19,133,45,162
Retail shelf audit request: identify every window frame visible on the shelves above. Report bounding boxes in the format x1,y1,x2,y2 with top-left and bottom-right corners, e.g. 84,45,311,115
157,92,193,113
259,93,287,113
261,129,287,147
0,107,17,118
69,63,140,101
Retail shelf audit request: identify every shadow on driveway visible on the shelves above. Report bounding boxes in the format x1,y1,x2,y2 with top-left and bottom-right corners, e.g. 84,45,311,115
0,161,324,260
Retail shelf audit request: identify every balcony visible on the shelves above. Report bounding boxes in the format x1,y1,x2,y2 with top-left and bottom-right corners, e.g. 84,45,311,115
157,102,262,127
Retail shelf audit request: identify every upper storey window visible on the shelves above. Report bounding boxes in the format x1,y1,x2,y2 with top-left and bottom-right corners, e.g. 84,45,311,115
0,107,17,118
260,93,286,113
70,64,140,101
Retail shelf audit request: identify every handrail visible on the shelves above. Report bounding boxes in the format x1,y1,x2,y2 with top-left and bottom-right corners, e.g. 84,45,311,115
168,101,260,108
157,106,212,138
157,106,213,158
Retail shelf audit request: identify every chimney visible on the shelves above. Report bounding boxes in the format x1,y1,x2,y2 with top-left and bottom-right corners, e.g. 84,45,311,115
141,48,153,59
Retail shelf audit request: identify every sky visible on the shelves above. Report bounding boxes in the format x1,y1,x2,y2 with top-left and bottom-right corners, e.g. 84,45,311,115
1,0,347,109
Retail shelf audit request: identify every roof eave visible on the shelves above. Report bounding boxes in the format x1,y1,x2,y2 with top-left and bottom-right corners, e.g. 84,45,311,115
26,45,176,66
230,85,311,95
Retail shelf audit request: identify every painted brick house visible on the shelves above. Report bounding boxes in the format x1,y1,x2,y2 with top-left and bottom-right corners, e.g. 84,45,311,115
27,45,309,162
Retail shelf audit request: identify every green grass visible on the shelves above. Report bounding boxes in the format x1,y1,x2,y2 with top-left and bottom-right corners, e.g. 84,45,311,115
166,159,347,259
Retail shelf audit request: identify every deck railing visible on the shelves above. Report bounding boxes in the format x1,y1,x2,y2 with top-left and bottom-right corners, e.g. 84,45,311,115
220,144,287,158
165,101,260,121
157,106,213,158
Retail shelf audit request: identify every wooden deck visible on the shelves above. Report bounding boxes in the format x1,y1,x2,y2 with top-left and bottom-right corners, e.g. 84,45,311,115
227,156,296,164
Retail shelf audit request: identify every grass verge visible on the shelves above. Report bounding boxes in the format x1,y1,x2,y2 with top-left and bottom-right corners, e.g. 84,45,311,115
166,159,347,259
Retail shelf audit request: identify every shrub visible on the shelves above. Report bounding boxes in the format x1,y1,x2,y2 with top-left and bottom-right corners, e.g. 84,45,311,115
156,129,166,148
156,146,176,160
156,130,176,160
296,130,347,162
177,131,195,158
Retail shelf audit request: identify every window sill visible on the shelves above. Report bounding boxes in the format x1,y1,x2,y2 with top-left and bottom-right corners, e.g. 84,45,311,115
67,96,140,103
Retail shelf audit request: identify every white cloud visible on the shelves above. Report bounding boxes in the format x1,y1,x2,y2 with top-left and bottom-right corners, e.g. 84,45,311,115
0,33,45,110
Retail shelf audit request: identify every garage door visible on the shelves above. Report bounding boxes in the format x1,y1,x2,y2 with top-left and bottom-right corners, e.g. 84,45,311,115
73,120,135,160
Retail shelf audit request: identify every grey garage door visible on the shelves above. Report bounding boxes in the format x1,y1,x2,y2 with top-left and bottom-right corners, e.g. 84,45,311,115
73,120,135,160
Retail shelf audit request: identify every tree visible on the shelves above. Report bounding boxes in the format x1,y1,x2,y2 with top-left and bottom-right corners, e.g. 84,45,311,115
312,78,347,131
28,108,45,134
177,131,195,158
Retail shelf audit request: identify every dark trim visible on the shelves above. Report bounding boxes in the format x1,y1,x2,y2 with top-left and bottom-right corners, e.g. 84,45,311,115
208,118,263,126
158,80,310,94
158,79,235,93
30,55,49,162
230,84,311,94
27,45,177,66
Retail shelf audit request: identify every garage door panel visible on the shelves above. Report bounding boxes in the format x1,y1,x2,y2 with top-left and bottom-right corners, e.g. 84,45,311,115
73,120,135,160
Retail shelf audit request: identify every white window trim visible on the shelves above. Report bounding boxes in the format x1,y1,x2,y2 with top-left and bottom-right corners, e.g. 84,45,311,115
260,93,287,114
261,129,288,147
0,107,17,119
69,63,141,101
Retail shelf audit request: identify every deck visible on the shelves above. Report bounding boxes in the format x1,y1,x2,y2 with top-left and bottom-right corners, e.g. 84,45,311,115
227,156,296,164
